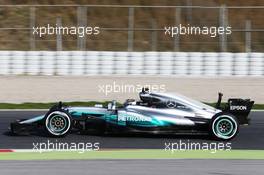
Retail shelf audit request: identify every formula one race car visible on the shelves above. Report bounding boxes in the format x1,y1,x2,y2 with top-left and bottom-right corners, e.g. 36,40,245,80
10,88,254,140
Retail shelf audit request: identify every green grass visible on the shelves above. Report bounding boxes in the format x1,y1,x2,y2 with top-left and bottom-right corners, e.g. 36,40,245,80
1,150,264,160
250,104,264,110
0,102,263,109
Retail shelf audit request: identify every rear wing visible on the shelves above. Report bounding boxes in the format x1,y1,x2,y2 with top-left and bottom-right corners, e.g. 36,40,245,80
216,93,254,125
225,98,254,125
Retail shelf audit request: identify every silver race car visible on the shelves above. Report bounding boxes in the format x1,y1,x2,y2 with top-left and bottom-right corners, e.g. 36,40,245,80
10,88,254,140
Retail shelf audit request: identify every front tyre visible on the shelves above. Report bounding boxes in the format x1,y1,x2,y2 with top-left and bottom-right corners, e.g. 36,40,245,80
210,113,239,140
45,111,72,137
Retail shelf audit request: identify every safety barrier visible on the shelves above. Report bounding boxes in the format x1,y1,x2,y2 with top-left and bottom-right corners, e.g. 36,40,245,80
0,51,263,76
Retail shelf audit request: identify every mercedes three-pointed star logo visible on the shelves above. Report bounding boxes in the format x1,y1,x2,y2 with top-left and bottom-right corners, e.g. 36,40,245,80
166,100,177,108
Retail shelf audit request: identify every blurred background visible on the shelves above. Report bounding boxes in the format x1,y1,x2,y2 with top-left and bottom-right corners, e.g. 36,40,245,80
0,0,263,103
0,0,263,52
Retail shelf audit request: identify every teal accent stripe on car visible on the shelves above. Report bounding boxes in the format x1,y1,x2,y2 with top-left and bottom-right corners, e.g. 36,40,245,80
20,115,45,124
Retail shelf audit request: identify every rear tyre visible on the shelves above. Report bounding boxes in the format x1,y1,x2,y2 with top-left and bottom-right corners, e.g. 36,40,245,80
210,113,239,140
44,111,72,137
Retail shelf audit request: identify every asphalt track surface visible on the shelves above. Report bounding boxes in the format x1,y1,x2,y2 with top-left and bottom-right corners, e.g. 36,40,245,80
0,160,264,175
0,111,264,149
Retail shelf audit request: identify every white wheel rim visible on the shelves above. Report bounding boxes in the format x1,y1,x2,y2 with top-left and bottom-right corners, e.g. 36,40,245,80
212,115,238,140
45,111,71,136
